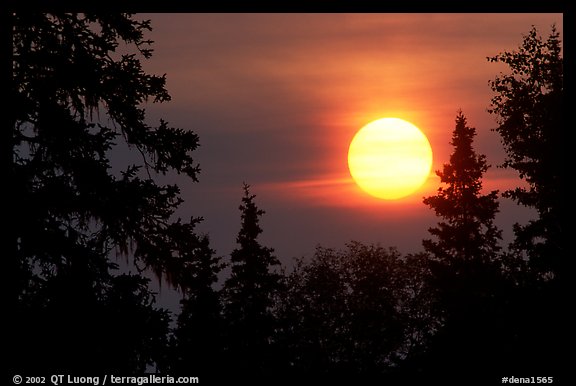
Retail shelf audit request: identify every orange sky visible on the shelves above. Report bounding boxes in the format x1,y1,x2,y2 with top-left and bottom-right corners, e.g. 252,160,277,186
141,13,563,260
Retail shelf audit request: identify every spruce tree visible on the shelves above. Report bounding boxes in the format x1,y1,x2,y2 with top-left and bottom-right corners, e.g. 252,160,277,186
8,13,200,372
423,111,502,264
487,25,565,279
421,111,505,379
170,230,224,374
222,183,282,377
487,26,567,378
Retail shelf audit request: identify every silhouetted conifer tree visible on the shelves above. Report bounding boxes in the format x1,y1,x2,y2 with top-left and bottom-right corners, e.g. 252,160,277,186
8,13,200,372
423,111,502,263
488,25,567,379
222,183,282,378
170,231,225,374
421,111,507,380
488,25,565,280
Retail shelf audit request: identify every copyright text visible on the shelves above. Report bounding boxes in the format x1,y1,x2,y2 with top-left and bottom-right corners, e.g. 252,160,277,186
12,375,199,385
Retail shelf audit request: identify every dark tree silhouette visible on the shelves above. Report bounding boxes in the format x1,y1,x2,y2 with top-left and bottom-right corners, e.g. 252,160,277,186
221,184,282,377
421,111,508,380
423,111,502,263
8,13,200,372
278,246,349,377
278,242,436,381
169,231,225,374
95,274,172,373
488,25,567,380
488,25,565,280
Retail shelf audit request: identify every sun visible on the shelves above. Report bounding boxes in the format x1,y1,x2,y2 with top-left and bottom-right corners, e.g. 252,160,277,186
348,117,433,200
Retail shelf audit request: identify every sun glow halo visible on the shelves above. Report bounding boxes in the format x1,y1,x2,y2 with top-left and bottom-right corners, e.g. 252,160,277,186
347,118,433,200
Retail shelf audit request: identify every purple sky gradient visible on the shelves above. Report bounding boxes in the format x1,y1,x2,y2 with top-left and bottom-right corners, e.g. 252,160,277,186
133,13,562,266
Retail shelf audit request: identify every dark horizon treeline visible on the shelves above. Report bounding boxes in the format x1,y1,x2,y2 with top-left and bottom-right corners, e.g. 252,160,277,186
7,13,566,384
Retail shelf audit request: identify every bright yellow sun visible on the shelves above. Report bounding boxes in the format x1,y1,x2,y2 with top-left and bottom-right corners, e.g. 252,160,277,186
348,117,433,200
